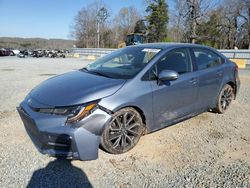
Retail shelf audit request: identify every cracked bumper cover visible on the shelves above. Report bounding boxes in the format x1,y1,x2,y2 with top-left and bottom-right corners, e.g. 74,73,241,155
17,100,111,161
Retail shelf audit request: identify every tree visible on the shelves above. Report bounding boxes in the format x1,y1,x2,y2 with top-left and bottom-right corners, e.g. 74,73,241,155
71,4,96,48
193,0,250,49
216,0,249,49
134,19,147,34
146,0,169,42
238,0,250,49
113,6,141,45
170,0,214,43
196,9,224,48
71,1,110,48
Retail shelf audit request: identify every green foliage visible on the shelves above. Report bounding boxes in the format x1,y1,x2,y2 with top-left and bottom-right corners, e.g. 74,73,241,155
134,20,147,34
146,0,169,42
162,36,172,42
196,10,224,48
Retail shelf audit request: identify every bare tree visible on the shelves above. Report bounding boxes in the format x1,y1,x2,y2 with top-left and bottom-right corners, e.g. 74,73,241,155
171,0,214,43
168,0,187,42
238,0,250,48
217,0,249,49
71,0,249,49
113,6,141,45
71,1,110,48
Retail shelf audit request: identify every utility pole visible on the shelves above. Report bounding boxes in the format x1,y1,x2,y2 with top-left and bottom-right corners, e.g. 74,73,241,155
97,7,109,48
97,22,100,48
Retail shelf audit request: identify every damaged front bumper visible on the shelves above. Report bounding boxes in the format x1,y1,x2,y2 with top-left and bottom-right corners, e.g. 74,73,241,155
17,100,111,161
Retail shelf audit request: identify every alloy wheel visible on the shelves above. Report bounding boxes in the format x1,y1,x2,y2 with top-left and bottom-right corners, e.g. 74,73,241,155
109,112,140,150
101,108,144,154
220,86,234,111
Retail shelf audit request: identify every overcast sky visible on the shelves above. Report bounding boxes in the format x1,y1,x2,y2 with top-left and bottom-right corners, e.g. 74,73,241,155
0,0,175,39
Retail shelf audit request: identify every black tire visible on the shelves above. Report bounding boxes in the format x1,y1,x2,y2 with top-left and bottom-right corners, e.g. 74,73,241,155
214,84,235,113
101,107,144,154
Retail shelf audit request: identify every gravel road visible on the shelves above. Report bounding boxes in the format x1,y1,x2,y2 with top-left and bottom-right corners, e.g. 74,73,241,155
0,57,249,188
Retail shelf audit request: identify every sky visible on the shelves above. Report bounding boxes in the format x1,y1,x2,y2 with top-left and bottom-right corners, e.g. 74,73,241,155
0,0,175,39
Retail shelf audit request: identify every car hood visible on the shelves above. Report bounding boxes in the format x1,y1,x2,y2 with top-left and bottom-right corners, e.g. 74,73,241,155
29,70,126,107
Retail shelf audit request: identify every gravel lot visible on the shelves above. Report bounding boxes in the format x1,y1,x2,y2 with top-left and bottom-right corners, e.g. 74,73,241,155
0,56,249,188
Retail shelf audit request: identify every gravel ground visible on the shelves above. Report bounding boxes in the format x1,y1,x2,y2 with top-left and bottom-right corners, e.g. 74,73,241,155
0,57,249,188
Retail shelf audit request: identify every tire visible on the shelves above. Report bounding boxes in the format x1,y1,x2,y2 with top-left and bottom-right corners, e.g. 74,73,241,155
214,84,235,114
101,107,144,154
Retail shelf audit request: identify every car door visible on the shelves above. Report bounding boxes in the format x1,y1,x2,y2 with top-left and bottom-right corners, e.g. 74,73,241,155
150,48,198,130
191,48,224,110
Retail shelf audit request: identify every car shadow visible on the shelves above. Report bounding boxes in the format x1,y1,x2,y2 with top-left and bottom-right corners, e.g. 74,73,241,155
27,159,93,188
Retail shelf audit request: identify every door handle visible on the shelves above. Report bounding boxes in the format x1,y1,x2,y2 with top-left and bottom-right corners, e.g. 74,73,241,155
189,78,198,85
216,71,223,77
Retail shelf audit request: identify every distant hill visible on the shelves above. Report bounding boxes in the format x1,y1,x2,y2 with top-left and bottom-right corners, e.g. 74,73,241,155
0,37,76,49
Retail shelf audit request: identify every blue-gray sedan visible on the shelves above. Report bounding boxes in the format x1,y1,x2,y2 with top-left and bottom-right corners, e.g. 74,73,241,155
17,43,240,160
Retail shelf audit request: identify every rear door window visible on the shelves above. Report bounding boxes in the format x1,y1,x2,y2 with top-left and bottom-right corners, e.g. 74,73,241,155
193,48,224,70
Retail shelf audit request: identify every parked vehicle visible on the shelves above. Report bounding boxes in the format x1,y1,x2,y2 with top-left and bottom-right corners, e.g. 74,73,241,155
18,52,26,58
0,48,10,56
10,51,15,56
0,49,6,56
31,50,43,58
57,50,66,58
18,50,29,58
17,43,240,160
12,49,20,55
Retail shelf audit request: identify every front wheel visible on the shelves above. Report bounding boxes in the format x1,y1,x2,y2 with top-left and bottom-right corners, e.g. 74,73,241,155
101,108,144,154
214,84,235,113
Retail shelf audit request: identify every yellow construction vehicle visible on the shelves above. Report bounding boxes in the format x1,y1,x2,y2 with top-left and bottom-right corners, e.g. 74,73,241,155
118,33,145,48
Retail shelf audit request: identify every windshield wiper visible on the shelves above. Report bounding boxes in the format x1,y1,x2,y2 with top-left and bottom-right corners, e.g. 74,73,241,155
80,67,112,78
89,71,112,78
80,67,89,72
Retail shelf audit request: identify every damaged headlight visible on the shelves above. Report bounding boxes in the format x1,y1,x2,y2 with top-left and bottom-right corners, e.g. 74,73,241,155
35,103,97,123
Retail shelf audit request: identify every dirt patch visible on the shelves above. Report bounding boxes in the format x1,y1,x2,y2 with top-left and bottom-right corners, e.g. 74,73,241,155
240,75,250,83
39,73,57,76
208,129,225,140
0,110,15,119
1,69,15,71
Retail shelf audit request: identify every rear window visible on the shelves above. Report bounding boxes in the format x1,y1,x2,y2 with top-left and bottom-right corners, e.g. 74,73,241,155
193,48,224,70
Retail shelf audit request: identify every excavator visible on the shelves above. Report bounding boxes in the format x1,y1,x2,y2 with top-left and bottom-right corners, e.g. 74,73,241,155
118,33,145,48
118,19,148,48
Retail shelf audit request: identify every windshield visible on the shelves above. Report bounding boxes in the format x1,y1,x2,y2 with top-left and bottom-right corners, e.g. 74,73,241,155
84,47,161,79
134,35,143,43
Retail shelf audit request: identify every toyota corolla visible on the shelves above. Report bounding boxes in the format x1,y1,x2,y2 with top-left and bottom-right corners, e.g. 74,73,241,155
17,43,240,160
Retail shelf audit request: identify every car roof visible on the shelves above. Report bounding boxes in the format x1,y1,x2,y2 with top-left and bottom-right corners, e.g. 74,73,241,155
129,42,211,50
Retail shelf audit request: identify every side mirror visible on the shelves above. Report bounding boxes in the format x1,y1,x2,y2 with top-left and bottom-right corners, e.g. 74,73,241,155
158,70,179,81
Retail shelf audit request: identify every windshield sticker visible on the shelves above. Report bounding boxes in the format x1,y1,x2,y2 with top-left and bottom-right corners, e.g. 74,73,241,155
142,48,161,53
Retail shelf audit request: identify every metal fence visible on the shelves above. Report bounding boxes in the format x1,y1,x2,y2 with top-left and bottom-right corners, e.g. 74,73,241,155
70,48,115,57
70,48,250,64
218,49,250,60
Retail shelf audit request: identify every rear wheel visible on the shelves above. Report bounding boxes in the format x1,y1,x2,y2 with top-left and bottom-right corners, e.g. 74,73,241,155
214,84,234,113
101,108,144,154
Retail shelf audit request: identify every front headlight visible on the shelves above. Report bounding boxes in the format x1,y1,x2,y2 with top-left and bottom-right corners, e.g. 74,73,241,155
36,103,97,123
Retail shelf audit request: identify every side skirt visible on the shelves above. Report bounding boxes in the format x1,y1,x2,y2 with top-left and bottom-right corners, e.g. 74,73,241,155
146,109,207,134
